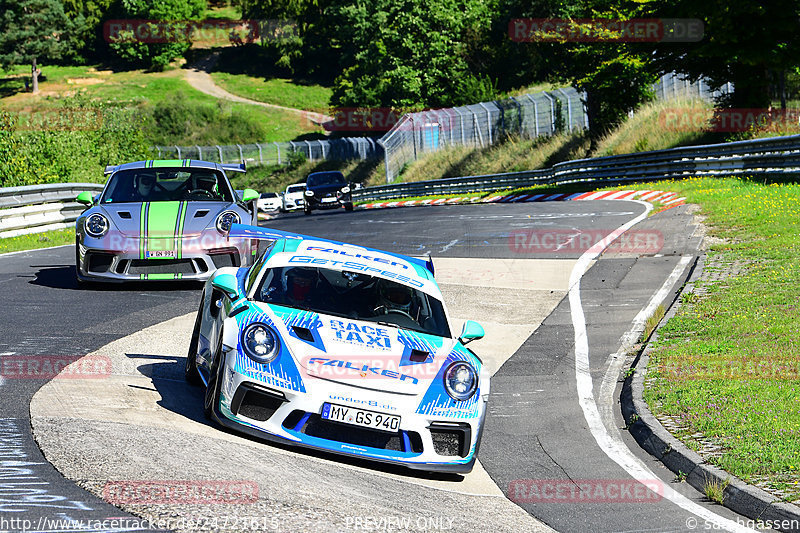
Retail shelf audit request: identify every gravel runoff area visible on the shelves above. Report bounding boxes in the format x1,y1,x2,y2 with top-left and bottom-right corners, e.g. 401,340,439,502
31,257,572,532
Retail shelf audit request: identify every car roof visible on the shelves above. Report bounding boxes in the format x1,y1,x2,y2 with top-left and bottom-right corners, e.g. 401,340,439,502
229,224,440,295
104,160,245,178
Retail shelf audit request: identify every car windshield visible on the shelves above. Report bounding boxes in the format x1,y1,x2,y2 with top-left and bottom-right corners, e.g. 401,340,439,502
307,172,345,187
261,192,278,198
286,185,305,194
255,266,451,338
100,168,234,204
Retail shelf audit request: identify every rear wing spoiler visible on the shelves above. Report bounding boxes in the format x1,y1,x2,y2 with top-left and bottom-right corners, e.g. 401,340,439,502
227,223,435,275
220,163,247,174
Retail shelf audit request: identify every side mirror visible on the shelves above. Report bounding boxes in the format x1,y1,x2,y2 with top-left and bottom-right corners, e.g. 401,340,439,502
76,191,94,206
458,320,485,344
211,267,240,298
241,189,259,203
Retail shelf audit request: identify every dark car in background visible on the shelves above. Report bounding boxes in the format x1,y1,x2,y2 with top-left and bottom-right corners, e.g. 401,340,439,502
303,171,353,214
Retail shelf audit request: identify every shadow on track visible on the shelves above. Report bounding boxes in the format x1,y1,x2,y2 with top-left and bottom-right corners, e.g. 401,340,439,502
28,265,204,292
136,356,466,483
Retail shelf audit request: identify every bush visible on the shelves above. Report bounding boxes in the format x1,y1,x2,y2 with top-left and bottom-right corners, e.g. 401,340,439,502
0,97,152,187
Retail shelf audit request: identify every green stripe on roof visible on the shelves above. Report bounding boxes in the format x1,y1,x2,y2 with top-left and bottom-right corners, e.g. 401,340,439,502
151,159,184,168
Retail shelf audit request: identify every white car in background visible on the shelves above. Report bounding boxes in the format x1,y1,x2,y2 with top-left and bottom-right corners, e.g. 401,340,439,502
257,192,282,212
282,183,306,212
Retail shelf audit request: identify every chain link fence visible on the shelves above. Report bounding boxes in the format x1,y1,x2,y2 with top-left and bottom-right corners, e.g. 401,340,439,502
378,74,733,182
378,87,588,182
154,137,381,167
653,72,733,102
153,73,731,183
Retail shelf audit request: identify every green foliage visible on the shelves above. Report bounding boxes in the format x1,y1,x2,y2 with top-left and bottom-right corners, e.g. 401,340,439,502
644,0,800,109
0,97,152,187
0,113,56,187
329,0,497,108
108,0,205,70
0,0,84,70
62,0,116,61
141,90,300,145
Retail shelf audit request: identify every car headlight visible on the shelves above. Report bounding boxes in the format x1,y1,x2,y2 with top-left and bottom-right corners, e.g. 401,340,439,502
84,213,109,237
241,323,279,364
341,186,351,194
443,362,478,401
304,190,314,197
216,211,240,233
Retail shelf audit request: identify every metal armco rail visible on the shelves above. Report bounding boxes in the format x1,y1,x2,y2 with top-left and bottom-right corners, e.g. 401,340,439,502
0,183,103,238
354,133,800,202
3,133,800,237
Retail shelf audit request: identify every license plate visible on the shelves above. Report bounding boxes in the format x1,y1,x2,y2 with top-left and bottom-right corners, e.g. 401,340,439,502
321,403,400,433
322,197,337,203
146,250,175,258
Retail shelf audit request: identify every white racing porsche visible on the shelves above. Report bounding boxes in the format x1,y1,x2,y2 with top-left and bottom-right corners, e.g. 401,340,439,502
185,223,489,472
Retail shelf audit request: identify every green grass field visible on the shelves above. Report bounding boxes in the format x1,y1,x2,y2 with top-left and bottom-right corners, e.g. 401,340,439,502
209,72,333,113
0,64,325,145
0,228,74,254
637,177,800,500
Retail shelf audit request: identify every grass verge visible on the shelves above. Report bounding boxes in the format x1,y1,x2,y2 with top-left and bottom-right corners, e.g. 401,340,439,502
0,65,325,145
209,72,332,113
0,228,74,254
634,176,800,501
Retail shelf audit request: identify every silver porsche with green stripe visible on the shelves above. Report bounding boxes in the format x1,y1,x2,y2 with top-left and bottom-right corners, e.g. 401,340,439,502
75,159,260,283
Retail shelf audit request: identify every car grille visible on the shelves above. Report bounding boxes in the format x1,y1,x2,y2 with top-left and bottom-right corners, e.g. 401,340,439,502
86,252,114,273
429,423,471,457
282,410,423,453
208,248,240,269
231,384,286,422
125,259,197,275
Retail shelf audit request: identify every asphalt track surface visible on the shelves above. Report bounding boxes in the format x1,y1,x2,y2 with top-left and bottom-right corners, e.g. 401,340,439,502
0,201,759,532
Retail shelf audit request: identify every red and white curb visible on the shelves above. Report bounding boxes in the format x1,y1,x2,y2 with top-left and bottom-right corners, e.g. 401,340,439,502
255,190,685,218
361,190,685,210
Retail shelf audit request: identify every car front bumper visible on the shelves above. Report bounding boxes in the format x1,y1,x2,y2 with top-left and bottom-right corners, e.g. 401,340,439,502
76,235,253,282
211,348,485,473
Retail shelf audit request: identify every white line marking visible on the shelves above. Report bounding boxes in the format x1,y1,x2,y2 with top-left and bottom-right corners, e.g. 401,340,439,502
598,255,693,429
440,239,459,253
0,352,11,386
568,200,754,532
0,244,72,258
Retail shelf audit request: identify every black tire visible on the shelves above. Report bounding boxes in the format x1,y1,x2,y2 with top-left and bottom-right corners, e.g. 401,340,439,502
303,207,312,215
185,294,204,386
203,334,225,420
344,202,354,212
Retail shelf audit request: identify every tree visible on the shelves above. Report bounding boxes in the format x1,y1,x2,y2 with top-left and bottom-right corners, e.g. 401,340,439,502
643,0,800,109
499,0,657,139
108,0,205,70
0,0,83,94
328,0,496,109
